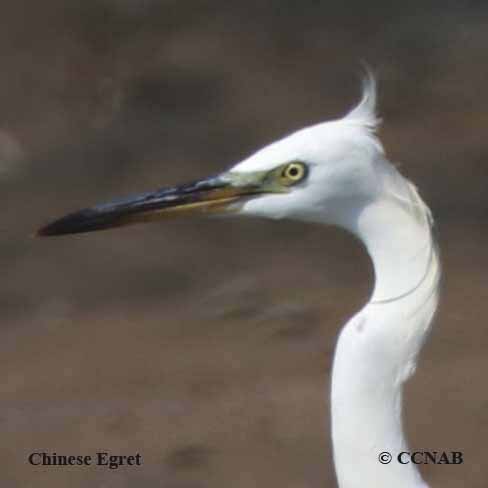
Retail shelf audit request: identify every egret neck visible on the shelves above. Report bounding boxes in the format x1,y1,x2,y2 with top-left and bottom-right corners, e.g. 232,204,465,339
330,170,440,488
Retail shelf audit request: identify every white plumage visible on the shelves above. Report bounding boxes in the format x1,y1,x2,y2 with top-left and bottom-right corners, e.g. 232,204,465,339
233,73,440,487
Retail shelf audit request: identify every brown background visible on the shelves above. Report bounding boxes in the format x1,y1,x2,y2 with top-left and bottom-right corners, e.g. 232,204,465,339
1,1,487,487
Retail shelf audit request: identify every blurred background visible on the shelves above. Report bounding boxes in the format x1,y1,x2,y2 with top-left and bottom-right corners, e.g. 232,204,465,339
1,1,487,487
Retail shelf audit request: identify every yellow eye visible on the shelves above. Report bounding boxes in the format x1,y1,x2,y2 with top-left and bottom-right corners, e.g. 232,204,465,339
281,162,307,185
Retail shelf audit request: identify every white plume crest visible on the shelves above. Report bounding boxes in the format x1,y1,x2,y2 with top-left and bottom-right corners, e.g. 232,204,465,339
345,68,380,130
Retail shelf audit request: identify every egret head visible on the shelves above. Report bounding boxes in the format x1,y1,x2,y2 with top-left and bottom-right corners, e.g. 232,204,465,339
38,74,385,237
230,76,383,226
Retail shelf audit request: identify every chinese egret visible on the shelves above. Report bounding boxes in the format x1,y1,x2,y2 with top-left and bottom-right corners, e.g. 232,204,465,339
38,73,440,488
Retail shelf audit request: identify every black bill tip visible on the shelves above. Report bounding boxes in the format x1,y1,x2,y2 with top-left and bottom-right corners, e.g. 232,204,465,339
37,207,129,237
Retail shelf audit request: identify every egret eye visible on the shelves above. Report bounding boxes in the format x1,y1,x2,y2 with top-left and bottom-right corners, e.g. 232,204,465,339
281,162,307,185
